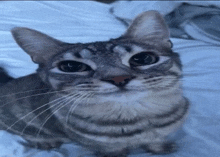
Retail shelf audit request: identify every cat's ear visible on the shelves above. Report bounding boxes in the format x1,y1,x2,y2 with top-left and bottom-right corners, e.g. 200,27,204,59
11,27,65,64
123,11,171,46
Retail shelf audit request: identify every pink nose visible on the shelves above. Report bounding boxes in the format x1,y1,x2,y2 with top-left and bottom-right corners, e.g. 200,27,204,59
111,76,132,84
103,75,135,87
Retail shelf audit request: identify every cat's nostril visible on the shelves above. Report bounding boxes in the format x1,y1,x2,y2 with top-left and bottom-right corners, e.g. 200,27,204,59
102,75,135,87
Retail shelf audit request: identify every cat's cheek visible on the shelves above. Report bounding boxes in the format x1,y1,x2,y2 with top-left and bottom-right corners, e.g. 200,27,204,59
125,79,147,90
97,82,119,93
48,77,61,90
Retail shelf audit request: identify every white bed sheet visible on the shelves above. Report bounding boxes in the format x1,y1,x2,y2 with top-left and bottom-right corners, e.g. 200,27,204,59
0,1,220,157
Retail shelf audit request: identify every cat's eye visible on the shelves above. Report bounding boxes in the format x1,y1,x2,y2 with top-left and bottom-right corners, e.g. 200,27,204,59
129,52,159,67
58,60,92,72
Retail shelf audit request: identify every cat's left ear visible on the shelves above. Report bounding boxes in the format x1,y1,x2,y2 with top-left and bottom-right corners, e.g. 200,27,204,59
11,27,66,64
123,11,171,48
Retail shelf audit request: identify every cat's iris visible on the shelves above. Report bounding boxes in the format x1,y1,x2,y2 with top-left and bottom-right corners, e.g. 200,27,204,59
58,60,92,72
129,52,159,67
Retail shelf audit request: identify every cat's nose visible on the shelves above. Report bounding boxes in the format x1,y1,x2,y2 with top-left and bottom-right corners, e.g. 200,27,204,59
102,75,135,88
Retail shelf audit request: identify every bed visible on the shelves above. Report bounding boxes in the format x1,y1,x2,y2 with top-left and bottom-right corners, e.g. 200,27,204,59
0,1,220,157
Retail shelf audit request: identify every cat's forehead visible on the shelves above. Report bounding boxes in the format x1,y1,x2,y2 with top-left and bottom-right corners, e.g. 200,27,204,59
58,40,165,60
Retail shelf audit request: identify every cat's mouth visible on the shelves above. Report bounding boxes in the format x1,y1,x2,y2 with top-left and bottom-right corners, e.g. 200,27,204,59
98,87,136,96
99,83,148,94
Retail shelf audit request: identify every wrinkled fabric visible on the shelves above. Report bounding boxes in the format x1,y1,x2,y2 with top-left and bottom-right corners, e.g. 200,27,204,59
165,3,220,44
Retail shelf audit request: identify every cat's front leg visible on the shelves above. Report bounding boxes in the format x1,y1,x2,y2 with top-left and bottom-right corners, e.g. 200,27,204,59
143,141,177,154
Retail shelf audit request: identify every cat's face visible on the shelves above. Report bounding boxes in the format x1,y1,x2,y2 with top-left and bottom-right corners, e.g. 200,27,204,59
11,11,182,120
44,39,179,97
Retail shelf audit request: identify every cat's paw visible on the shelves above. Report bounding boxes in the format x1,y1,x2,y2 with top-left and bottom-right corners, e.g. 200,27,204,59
143,142,177,154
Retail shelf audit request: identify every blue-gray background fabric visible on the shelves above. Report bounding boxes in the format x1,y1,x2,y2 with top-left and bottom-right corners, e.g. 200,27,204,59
165,3,220,42
0,1,220,157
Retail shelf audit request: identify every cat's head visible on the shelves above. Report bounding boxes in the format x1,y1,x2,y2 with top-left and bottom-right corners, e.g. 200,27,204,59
11,11,181,104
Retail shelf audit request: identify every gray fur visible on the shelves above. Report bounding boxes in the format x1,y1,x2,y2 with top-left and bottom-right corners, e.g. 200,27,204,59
0,11,189,156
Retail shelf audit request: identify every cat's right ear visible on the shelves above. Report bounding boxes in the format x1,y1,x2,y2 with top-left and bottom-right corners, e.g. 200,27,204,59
11,27,65,64
123,11,171,48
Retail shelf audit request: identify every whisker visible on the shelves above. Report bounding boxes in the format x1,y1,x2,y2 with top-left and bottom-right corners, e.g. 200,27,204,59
66,92,93,124
36,95,77,137
6,92,74,131
65,92,84,124
67,92,94,126
73,87,99,91
0,87,82,108
84,92,94,105
143,77,209,84
21,94,75,136
0,87,51,98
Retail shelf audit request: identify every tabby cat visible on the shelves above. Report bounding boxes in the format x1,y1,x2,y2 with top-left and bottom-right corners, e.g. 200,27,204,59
0,11,189,157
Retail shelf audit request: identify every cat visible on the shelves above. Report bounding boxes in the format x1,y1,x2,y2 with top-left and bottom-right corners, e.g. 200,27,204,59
0,11,189,157
0,68,13,86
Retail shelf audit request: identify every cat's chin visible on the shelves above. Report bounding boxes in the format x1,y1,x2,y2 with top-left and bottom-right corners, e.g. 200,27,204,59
98,88,132,95
91,90,149,105
96,86,148,96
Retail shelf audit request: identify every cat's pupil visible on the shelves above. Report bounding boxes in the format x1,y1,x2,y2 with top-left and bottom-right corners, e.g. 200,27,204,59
129,52,159,67
58,61,91,72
